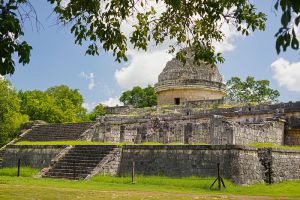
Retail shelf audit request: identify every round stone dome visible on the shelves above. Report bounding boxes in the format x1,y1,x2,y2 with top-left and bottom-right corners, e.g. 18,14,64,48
154,50,227,105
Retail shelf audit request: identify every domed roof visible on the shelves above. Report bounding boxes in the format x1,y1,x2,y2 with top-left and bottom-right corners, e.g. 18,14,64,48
155,49,225,91
158,56,223,84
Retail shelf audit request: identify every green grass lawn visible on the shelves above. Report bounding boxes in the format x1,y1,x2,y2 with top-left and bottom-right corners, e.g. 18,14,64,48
0,167,300,199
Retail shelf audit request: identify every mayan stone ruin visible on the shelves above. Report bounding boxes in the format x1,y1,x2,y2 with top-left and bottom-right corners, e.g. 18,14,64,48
1,50,300,185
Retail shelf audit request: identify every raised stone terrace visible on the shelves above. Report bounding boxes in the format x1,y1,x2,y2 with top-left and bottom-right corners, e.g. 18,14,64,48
19,122,95,141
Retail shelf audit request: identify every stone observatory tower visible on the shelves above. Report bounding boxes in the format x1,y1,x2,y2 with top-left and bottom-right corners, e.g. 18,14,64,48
154,49,227,105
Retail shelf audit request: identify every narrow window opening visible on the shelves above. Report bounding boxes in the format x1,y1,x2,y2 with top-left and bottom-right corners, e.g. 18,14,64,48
174,98,180,105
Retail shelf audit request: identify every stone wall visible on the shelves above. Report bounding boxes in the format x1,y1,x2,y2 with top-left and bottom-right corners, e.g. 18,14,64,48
232,120,284,145
2,144,300,185
272,148,300,182
2,145,65,169
156,87,226,105
87,101,300,146
89,116,211,144
89,114,285,146
118,145,300,185
105,106,130,115
88,147,122,179
210,116,284,145
119,145,263,185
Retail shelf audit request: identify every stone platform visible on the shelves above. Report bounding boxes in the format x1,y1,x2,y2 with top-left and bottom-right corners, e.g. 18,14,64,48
2,144,300,185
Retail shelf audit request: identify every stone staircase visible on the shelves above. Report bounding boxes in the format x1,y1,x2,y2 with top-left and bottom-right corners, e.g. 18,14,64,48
43,145,116,179
19,122,94,141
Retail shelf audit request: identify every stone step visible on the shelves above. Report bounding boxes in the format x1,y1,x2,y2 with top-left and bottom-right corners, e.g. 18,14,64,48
46,170,90,175
54,160,101,165
19,122,94,142
52,165,95,170
48,168,91,174
45,172,88,179
65,149,113,153
44,175,85,180
21,134,84,137
52,161,101,167
64,151,111,155
62,156,106,160
43,146,115,179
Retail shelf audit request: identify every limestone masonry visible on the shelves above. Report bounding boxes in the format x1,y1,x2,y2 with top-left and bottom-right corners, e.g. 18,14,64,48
154,49,226,105
1,50,300,185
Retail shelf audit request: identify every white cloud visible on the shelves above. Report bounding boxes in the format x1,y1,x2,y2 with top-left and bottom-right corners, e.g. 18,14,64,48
101,96,123,107
82,102,95,111
271,58,300,92
79,72,96,90
114,27,240,89
115,49,172,89
83,97,123,111
114,6,242,89
213,22,242,53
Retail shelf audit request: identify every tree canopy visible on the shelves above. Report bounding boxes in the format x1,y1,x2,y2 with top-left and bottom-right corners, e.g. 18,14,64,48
226,76,280,104
120,85,157,108
18,85,88,123
88,103,106,121
1,1,299,75
0,79,28,146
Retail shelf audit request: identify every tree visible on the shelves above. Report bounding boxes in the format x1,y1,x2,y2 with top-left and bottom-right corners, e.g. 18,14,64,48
18,90,64,123
0,0,33,75
226,76,280,104
46,85,88,121
88,104,106,121
0,78,28,146
1,1,299,76
19,85,88,123
120,85,157,108
274,0,300,54
1,0,267,75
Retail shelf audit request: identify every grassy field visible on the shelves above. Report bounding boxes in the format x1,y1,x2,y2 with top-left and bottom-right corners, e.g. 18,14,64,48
1,167,300,199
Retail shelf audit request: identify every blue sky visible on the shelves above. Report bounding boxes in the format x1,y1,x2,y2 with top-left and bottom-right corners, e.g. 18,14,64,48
6,1,300,110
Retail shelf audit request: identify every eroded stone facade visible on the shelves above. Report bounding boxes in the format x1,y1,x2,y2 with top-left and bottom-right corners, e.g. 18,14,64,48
83,101,300,146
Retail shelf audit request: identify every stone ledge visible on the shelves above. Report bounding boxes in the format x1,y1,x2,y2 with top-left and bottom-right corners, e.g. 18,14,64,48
269,147,300,153
7,144,300,153
123,145,258,151
6,145,68,149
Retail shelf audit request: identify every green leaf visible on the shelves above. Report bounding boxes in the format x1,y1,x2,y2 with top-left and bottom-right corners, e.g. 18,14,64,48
291,37,299,50
281,10,291,27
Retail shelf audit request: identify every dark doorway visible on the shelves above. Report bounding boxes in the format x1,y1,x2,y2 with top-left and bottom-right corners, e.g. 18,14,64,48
174,98,180,105
120,126,125,142
184,123,193,144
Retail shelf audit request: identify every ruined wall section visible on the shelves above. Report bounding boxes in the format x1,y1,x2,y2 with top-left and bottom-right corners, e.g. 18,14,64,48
90,115,211,144
209,115,233,144
210,116,284,145
272,149,300,182
89,113,285,145
232,120,284,145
